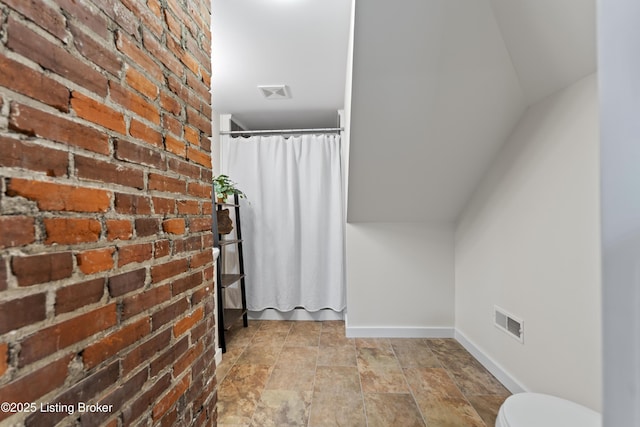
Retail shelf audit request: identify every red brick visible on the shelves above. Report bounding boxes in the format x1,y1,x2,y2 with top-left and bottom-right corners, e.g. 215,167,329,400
55,278,105,314
115,192,152,215
167,0,198,36
8,178,111,213
184,126,199,146
153,197,175,214
76,155,144,189
191,286,210,307
0,55,69,111
106,219,133,241
172,271,203,296
202,202,213,215
135,218,160,237
9,102,109,155
122,329,171,374
58,0,109,39
164,8,181,38
83,317,150,369
95,0,139,40
151,298,189,332
121,0,164,37
0,256,8,291
114,138,166,170
77,247,115,274
0,354,72,422
174,341,203,376
149,173,186,194
187,146,212,168
142,29,184,78
122,284,171,319
71,91,126,134
160,91,182,116
151,258,189,283
188,182,212,199
163,113,182,137
0,343,7,377
3,0,66,40
79,369,148,427
165,133,185,157
122,374,171,425
0,136,68,177
152,374,190,420
177,200,199,215
19,304,117,366
44,217,101,245
0,293,46,334
151,338,189,380
168,157,201,179
190,251,213,269
0,216,35,248
25,361,119,426
69,22,122,76
163,218,185,235
110,82,160,124
118,242,153,267
126,65,159,99
154,240,171,258
129,119,163,148
173,307,204,338
6,17,107,96
108,268,146,297
186,70,211,101
11,252,73,287
189,217,212,233
115,30,162,80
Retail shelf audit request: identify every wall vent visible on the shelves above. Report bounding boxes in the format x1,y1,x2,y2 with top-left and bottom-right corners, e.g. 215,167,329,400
494,306,524,343
258,85,290,100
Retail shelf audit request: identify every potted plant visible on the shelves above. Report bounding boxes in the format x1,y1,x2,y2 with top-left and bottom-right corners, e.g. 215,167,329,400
213,174,246,204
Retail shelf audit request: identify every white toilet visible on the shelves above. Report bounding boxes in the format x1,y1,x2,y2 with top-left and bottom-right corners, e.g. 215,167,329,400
496,393,601,427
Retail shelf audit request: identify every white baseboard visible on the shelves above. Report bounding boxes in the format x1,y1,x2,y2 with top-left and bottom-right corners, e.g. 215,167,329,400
215,347,222,366
345,325,455,339
248,308,344,321
454,329,527,394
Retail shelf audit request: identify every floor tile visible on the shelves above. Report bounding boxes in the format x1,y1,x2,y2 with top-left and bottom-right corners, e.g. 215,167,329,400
313,366,361,394
391,339,442,368
218,321,511,426
467,394,508,427
364,393,426,427
266,367,316,392
308,392,366,427
356,347,400,369
235,344,282,366
249,390,312,427
316,345,357,366
359,365,410,393
275,346,318,370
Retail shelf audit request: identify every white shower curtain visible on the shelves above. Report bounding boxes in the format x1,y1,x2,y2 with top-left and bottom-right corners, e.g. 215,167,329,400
221,134,345,312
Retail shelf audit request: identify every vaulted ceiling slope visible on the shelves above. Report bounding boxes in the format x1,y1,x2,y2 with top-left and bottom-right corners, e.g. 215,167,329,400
347,0,596,223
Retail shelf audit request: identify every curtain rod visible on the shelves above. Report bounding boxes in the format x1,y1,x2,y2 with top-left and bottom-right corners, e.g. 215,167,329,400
220,127,343,136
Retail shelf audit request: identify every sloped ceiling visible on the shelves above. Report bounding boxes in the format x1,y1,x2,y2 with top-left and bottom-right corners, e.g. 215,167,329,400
346,0,596,222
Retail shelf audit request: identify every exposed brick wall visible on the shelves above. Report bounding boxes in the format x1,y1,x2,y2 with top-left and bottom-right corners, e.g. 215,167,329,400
0,0,216,425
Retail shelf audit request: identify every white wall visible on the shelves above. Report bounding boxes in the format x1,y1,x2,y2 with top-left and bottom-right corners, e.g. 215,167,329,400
454,75,601,410
599,0,640,424
346,222,455,336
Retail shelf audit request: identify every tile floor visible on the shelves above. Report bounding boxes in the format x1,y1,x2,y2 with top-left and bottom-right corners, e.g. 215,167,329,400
216,320,510,427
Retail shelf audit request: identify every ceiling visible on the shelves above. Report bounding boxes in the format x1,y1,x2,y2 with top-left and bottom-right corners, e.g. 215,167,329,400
347,0,596,222
211,0,596,222
211,0,352,130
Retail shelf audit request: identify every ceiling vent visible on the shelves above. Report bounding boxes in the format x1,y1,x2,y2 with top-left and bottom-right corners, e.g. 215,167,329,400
494,306,524,343
258,85,290,100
